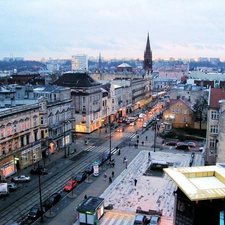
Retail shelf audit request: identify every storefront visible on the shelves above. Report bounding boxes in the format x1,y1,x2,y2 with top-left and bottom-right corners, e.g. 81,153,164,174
0,156,15,179
19,142,42,169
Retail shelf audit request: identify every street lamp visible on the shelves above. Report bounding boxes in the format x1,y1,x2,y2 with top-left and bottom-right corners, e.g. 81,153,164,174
109,116,112,161
37,161,44,223
153,120,157,152
64,121,67,158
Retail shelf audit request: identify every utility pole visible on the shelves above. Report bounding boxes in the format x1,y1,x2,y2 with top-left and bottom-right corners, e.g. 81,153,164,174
38,161,44,223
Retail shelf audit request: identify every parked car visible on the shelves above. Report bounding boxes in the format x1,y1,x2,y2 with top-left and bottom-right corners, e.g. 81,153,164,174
187,142,196,148
117,127,124,132
165,141,177,146
11,175,31,183
85,164,94,175
103,151,111,161
133,214,144,225
44,192,61,209
126,120,131,124
30,167,48,175
8,183,17,191
176,143,190,150
75,172,88,183
64,179,78,192
28,204,46,220
149,215,160,225
130,121,136,126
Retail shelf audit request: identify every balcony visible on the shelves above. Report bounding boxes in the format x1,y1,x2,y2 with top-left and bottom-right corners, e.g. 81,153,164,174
210,133,218,137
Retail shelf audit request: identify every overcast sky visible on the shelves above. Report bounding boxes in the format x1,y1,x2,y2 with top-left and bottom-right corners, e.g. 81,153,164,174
1,0,225,61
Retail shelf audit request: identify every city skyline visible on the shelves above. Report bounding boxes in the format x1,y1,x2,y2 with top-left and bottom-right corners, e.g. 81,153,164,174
1,0,225,60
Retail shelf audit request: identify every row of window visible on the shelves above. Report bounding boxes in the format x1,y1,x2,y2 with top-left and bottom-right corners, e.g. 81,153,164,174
171,108,188,114
0,118,37,138
0,131,38,155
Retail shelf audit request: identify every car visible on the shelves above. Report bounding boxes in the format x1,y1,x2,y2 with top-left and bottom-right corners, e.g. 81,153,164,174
165,141,177,146
103,151,111,161
85,164,94,175
30,167,48,175
117,127,125,132
149,215,160,224
133,214,150,224
28,204,46,220
64,179,78,192
130,121,136,126
11,175,31,183
8,183,17,191
133,214,144,225
75,172,88,183
44,192,61,209
117,118,123,123
142,123,147,128
126,120,131,124
187,142,196,148
176,143,190,150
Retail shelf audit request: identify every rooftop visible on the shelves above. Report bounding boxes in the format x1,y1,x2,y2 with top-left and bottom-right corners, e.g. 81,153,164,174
164,165,225,201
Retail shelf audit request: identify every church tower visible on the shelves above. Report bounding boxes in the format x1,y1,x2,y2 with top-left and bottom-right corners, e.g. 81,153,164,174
143,33,153,74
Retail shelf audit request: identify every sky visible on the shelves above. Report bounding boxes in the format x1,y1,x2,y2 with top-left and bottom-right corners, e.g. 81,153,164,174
0,0,225,61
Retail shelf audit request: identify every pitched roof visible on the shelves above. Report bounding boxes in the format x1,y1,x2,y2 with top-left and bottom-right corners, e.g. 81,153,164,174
210,88,225,108
53,72,100,88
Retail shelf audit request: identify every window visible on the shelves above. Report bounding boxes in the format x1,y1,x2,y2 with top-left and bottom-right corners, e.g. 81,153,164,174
20,136,24,147
26,134,30,144
210,125,218,134
176,108,179,114
19,120,24,131
183,109,187,114
25,119,29,129
211,111,219,120
210,139,217,148
183,117,187,122
41,117,44,125
112,99,114,104
82,96,86,104
172,108,175,113
33,117,37,127
82,105,86,112
34,131,38,141
7,124,11,135
0,127,5,138
14,123,18,133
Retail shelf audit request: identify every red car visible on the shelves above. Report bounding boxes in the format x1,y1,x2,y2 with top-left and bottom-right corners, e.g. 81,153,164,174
64,179,78,192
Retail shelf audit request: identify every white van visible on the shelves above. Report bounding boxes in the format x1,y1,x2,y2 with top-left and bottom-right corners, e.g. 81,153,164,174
0,183,9,196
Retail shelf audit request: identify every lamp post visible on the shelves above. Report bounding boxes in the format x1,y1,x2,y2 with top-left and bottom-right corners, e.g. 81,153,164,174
109,116,112,161
64,121,66,158
37,161,44,223
153,120,157,152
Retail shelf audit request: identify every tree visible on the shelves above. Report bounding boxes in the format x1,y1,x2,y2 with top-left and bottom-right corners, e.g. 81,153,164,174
192,95,208,130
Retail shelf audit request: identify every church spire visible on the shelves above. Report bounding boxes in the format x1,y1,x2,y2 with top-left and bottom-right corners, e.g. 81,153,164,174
143,33,153,74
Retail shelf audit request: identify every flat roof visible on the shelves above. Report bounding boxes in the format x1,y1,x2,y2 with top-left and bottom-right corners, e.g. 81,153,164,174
77,196,104,213
164,165,225,201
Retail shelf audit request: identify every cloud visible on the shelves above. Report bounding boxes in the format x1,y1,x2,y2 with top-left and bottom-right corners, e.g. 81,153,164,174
0,0,225,59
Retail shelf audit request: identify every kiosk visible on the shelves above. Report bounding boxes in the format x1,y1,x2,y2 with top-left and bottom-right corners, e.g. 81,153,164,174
76,196,104,225
93,161,99,177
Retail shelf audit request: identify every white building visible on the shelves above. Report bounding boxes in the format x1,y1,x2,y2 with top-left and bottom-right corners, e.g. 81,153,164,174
72,54,88,72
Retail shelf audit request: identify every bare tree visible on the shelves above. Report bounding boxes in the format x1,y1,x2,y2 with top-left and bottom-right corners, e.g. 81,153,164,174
192,95,208,130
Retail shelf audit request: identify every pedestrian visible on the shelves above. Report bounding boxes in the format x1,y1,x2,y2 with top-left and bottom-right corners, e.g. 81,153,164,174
146,136,148,140
109,176,112,184
112,162,115,168
112,171,114,178
142,141,144,146
137,135,139,139
134,178,137,186
103,173,107,181
84,194,87,199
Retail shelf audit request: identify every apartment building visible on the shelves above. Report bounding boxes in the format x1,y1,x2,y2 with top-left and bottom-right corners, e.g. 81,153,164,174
0,104,41,178
71,54,88,72
205,88,225,165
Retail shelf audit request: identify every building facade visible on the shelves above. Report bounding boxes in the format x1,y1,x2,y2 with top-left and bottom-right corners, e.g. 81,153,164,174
71,54,88,72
